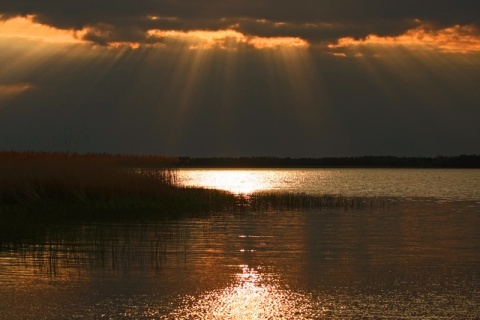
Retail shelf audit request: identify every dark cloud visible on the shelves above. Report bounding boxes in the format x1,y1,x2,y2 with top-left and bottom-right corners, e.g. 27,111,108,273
1,0,479,45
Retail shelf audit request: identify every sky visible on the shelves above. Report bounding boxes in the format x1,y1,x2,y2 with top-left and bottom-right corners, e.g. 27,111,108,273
1,1,480,157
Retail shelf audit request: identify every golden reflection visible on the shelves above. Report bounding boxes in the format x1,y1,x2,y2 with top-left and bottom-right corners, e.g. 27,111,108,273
169,265,318,319
177,170,276,194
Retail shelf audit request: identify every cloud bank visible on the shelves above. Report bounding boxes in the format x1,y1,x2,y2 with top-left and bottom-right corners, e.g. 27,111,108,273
1,0,479,48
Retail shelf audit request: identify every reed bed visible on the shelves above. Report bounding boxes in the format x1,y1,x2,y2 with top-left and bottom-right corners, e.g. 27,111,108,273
247,192,391,211
1,151,392,242
0,161,173,204
0,151,238,239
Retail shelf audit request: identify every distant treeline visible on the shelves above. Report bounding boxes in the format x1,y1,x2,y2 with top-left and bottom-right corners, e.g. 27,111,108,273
178,155,480,168
2,151,480,168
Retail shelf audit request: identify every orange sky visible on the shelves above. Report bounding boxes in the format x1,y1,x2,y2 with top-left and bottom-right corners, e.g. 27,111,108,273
2,16,480,54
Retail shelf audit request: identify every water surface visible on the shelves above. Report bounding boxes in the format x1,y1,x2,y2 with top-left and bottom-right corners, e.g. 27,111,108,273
177,168,480,200
1,169,480,319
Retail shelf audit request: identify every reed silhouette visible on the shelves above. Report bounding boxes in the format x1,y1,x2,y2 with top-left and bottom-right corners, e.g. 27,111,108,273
0,151,392,242
0,151,237,240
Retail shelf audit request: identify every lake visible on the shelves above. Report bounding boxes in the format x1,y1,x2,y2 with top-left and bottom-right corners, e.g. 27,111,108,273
177,168,480,200
1,169,480,319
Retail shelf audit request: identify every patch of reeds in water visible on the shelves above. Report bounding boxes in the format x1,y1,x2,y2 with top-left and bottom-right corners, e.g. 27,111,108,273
246,192,391,211
0,151,392,242
0,151,237,240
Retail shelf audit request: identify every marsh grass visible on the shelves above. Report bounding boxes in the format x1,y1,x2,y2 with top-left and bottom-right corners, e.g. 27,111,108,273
0,151,178,203
248,192,391,211
0,221,196,275
0,152,238,240
1,151,392,242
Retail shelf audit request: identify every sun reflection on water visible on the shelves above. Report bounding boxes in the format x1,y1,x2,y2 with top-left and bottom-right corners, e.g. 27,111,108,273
166,265,320,319
177,170,277,194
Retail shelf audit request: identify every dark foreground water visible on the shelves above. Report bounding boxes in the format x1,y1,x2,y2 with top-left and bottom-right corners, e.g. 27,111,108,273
1,200,479,319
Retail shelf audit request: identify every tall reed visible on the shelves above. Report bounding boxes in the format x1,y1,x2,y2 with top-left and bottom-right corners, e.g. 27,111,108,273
0,151,234,240
0,153,178,203
247,192,391,211
0,151,392,242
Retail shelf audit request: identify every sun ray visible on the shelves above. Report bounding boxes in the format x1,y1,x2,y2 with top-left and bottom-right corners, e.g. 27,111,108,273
257,42,329,142
0,82,34,105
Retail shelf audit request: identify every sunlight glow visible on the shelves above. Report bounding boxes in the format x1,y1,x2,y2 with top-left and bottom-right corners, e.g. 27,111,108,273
248,36,309,49
148,29,308,50
177,170,276,194
148,29,247,50
168,265,318,319
0,82,33,97
1,16,309,51
329,24,480,55
0,16,82,44
1,16,308,51
0,82,34,105
260,40,323,131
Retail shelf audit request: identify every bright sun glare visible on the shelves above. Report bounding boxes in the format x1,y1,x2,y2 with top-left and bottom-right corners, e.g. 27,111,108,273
177,170,275,194
168,265,318,319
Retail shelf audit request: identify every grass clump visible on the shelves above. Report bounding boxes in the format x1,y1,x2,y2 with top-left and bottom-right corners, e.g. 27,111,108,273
0,151,392,242
0,151,237,240
0,151,179,204
248,192,391,211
